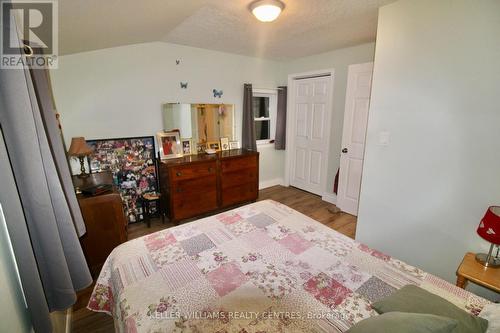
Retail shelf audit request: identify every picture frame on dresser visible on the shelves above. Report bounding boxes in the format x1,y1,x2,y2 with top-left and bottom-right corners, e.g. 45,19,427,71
220,137,230,151
181,138,193,155
229,141,240,150
157,131,183,160
207,141,220,151
196,142,207,154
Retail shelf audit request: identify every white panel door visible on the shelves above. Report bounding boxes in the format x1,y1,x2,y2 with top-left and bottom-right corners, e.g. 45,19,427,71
290,76,332,195
337,62,373,215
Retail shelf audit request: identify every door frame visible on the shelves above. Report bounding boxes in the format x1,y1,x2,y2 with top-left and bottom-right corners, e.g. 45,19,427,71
284,68,335,198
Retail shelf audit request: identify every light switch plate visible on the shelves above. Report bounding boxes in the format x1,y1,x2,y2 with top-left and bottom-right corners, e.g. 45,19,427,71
378,131,391,145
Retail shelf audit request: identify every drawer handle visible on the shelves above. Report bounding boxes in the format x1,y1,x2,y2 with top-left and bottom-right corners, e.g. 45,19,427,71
176,188,183,193
176,172,182,176
208,167,213,172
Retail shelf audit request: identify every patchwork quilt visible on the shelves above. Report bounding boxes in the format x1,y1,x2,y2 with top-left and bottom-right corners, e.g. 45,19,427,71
88,200,489,332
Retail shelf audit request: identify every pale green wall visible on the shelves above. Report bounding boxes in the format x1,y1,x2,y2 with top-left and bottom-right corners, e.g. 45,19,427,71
51,41,375,189
356,0,500,301
51,42,285,184
0,204,33,332
281,43,376,195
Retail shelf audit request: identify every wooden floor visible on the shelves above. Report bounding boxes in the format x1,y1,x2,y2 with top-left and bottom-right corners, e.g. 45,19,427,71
72,185,356,333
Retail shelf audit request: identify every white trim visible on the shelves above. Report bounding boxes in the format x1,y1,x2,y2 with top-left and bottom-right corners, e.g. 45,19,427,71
256,142,274,148
253,88,278,95
253,90,277,143
259,178,284,190
65,309,72,333
285,68,335,195
321,192,337,204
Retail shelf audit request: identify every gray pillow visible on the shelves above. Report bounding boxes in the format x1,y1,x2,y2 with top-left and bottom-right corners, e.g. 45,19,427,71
347,312,458,333
372,285,488,333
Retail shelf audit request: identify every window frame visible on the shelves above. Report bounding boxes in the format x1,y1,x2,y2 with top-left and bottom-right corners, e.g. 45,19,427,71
252,88,277,145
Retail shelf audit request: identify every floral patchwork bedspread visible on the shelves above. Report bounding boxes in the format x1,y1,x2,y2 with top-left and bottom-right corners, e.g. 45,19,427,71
88,200,489,332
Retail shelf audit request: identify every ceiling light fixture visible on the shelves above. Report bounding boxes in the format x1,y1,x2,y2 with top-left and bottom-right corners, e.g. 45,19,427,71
249,0,285,22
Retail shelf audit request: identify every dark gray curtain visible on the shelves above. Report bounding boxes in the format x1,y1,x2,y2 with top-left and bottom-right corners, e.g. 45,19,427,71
242,83,257,151
275,86,287,150
0,131,52,333
0,11,92,319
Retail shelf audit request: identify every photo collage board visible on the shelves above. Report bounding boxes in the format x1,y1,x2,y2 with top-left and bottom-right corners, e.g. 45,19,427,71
86,136,157,223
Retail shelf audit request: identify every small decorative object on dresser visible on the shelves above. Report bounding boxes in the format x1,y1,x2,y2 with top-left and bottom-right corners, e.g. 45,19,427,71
229,140,240,150
158,149,259,222
181,138,193,155
475,206,500,267
157,131,182,160
68,137,93,178
220,137,230,151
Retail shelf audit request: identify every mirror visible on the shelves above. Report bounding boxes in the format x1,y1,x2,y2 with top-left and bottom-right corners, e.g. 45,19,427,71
162,103,234,145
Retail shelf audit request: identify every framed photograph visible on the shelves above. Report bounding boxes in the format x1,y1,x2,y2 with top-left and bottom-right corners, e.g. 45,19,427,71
207,141,220,151
196,142,207,154
181,138,193,155
157,131,183,160
220,137,230,151
86,136,157,223
229,141,240,150
90,160,101,173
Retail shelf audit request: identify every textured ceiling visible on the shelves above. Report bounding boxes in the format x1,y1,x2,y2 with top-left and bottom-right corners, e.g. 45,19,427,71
59,0,396,59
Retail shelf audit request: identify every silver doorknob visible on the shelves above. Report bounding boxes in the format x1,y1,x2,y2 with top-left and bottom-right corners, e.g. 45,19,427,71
342,148,348,153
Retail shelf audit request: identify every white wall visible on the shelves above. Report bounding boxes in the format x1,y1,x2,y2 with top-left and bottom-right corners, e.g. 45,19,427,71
281,43,375,197
51,42,285,185
356,0,500,301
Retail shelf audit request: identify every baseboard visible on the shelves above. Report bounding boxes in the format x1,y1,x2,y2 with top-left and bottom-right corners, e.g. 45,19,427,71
321,192,337,204
259,178,284,190
50,308,72,333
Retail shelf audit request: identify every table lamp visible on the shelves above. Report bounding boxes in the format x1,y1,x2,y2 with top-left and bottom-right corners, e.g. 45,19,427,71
476,206,500,267
68,137,93,178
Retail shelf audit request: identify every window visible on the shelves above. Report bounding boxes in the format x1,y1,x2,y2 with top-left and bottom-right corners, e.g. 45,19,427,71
253,89,277,144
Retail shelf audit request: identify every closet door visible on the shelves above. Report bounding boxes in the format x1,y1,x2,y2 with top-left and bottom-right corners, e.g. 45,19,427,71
290,75,332,195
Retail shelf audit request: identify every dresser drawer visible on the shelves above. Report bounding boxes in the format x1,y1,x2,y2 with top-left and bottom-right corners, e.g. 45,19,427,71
172,190,218,220
221,168,258,189
221,182,257,207
221,156,258,173
170,161,216,181
171,175,217,195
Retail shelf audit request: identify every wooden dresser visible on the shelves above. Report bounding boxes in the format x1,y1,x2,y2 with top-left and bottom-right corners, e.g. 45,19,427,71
159,149,259,222
73,171,128,276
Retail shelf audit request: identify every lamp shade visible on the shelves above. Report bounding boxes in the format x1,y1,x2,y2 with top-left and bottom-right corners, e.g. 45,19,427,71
68,137,92,157
477,206,500,245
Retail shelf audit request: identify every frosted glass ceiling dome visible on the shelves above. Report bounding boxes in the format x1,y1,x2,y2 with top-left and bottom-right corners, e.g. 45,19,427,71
249,0,285,22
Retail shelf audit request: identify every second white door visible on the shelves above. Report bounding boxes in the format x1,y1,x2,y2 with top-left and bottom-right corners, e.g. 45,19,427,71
337,62,373,215
290,75,332,195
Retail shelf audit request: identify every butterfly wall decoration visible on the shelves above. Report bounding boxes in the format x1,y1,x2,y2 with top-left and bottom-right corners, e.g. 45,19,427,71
213,89,223,98
176,59,180,65
180,82,188,89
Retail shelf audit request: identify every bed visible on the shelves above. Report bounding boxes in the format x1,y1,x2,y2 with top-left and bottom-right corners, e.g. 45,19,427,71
88,200,489,332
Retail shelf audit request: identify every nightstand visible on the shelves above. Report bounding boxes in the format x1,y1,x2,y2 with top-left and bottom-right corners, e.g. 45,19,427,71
456,252,500,293
73,171,128,277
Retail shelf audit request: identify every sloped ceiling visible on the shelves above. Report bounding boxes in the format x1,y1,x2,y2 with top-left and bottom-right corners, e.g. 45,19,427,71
59,0,396,59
